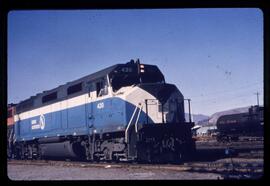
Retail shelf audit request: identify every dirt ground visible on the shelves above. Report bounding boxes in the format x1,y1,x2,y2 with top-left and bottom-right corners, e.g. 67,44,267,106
7,157,263,180
8,164,222,180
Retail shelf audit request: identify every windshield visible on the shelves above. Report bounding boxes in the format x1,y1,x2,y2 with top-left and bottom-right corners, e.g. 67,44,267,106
109,64,165,92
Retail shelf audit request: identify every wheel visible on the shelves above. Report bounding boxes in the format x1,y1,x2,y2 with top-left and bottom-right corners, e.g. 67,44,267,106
93,154,100,162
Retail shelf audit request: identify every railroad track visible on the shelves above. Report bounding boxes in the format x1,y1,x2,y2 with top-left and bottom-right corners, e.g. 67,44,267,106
8,158,263,176
8,141,264,179
194,140,264,162
195,140,264,150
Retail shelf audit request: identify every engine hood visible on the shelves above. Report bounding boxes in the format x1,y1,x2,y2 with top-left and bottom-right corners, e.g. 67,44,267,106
137,83,183,104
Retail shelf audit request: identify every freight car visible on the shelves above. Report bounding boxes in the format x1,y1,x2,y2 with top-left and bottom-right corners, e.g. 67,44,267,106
216,105,263,142
7,104,16,158
9,59,195,163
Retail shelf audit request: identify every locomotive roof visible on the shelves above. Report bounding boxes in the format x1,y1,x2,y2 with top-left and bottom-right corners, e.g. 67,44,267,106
15,59,163,113
16,63,119,105
72,64,119,84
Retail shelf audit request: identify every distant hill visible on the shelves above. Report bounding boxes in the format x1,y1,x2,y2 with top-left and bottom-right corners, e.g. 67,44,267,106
185,113,209,125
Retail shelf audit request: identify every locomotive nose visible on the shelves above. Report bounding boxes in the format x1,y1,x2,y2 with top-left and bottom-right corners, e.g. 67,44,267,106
137,83,182,104
137,83,185,124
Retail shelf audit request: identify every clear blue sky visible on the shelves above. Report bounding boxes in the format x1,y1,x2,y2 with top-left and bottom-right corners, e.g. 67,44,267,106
8,8,263,116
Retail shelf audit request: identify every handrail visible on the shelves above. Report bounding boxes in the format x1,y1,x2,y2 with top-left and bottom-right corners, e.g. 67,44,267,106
135,105,143,133
125,105,139,143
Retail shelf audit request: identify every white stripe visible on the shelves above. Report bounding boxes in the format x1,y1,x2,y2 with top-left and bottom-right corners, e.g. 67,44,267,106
14,85,147,122
14,92,113,122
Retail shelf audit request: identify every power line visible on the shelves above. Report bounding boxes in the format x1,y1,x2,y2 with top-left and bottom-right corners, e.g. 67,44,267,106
192,97,254,111
192,91,262,104
188,81,262,99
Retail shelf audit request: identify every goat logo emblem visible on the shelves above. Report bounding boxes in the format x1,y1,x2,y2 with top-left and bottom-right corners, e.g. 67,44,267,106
39,114,45,130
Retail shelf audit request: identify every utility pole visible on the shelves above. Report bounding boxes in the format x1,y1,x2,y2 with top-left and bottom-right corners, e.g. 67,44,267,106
184,99,192,123
254,92,260,106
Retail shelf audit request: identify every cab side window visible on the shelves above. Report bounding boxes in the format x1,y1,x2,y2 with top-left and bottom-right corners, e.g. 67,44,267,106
96,78,108,97
87,82,94,97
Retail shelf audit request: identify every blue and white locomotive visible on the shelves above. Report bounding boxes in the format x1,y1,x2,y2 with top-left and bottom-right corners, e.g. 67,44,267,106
11,59,195,163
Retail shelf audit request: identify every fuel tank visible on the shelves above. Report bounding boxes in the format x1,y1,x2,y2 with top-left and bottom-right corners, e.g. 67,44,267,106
39,141,85,159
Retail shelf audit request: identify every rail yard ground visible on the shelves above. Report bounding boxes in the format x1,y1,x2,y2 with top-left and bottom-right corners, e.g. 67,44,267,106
7,140,264,180
8,162,222,180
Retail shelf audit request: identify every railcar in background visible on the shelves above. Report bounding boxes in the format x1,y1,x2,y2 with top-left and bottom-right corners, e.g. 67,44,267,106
216,105,263,141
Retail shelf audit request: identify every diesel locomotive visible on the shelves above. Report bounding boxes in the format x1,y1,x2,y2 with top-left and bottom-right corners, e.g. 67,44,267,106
216,105,264,141
8,59,195,163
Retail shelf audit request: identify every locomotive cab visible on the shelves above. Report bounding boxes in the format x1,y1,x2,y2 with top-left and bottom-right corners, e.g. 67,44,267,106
109,59,165,92
104,60,195,162
108,60,186,125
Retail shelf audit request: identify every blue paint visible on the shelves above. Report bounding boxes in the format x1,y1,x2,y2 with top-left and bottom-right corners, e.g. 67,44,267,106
15,96,156,142
67,104,87,129
125,101,152,125
16,97,127,141
61,108,68,129
90,98,126,129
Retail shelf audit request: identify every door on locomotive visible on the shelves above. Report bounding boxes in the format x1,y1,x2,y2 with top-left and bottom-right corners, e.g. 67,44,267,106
86,77,110,160
87,81,95,128
87,77,109,130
